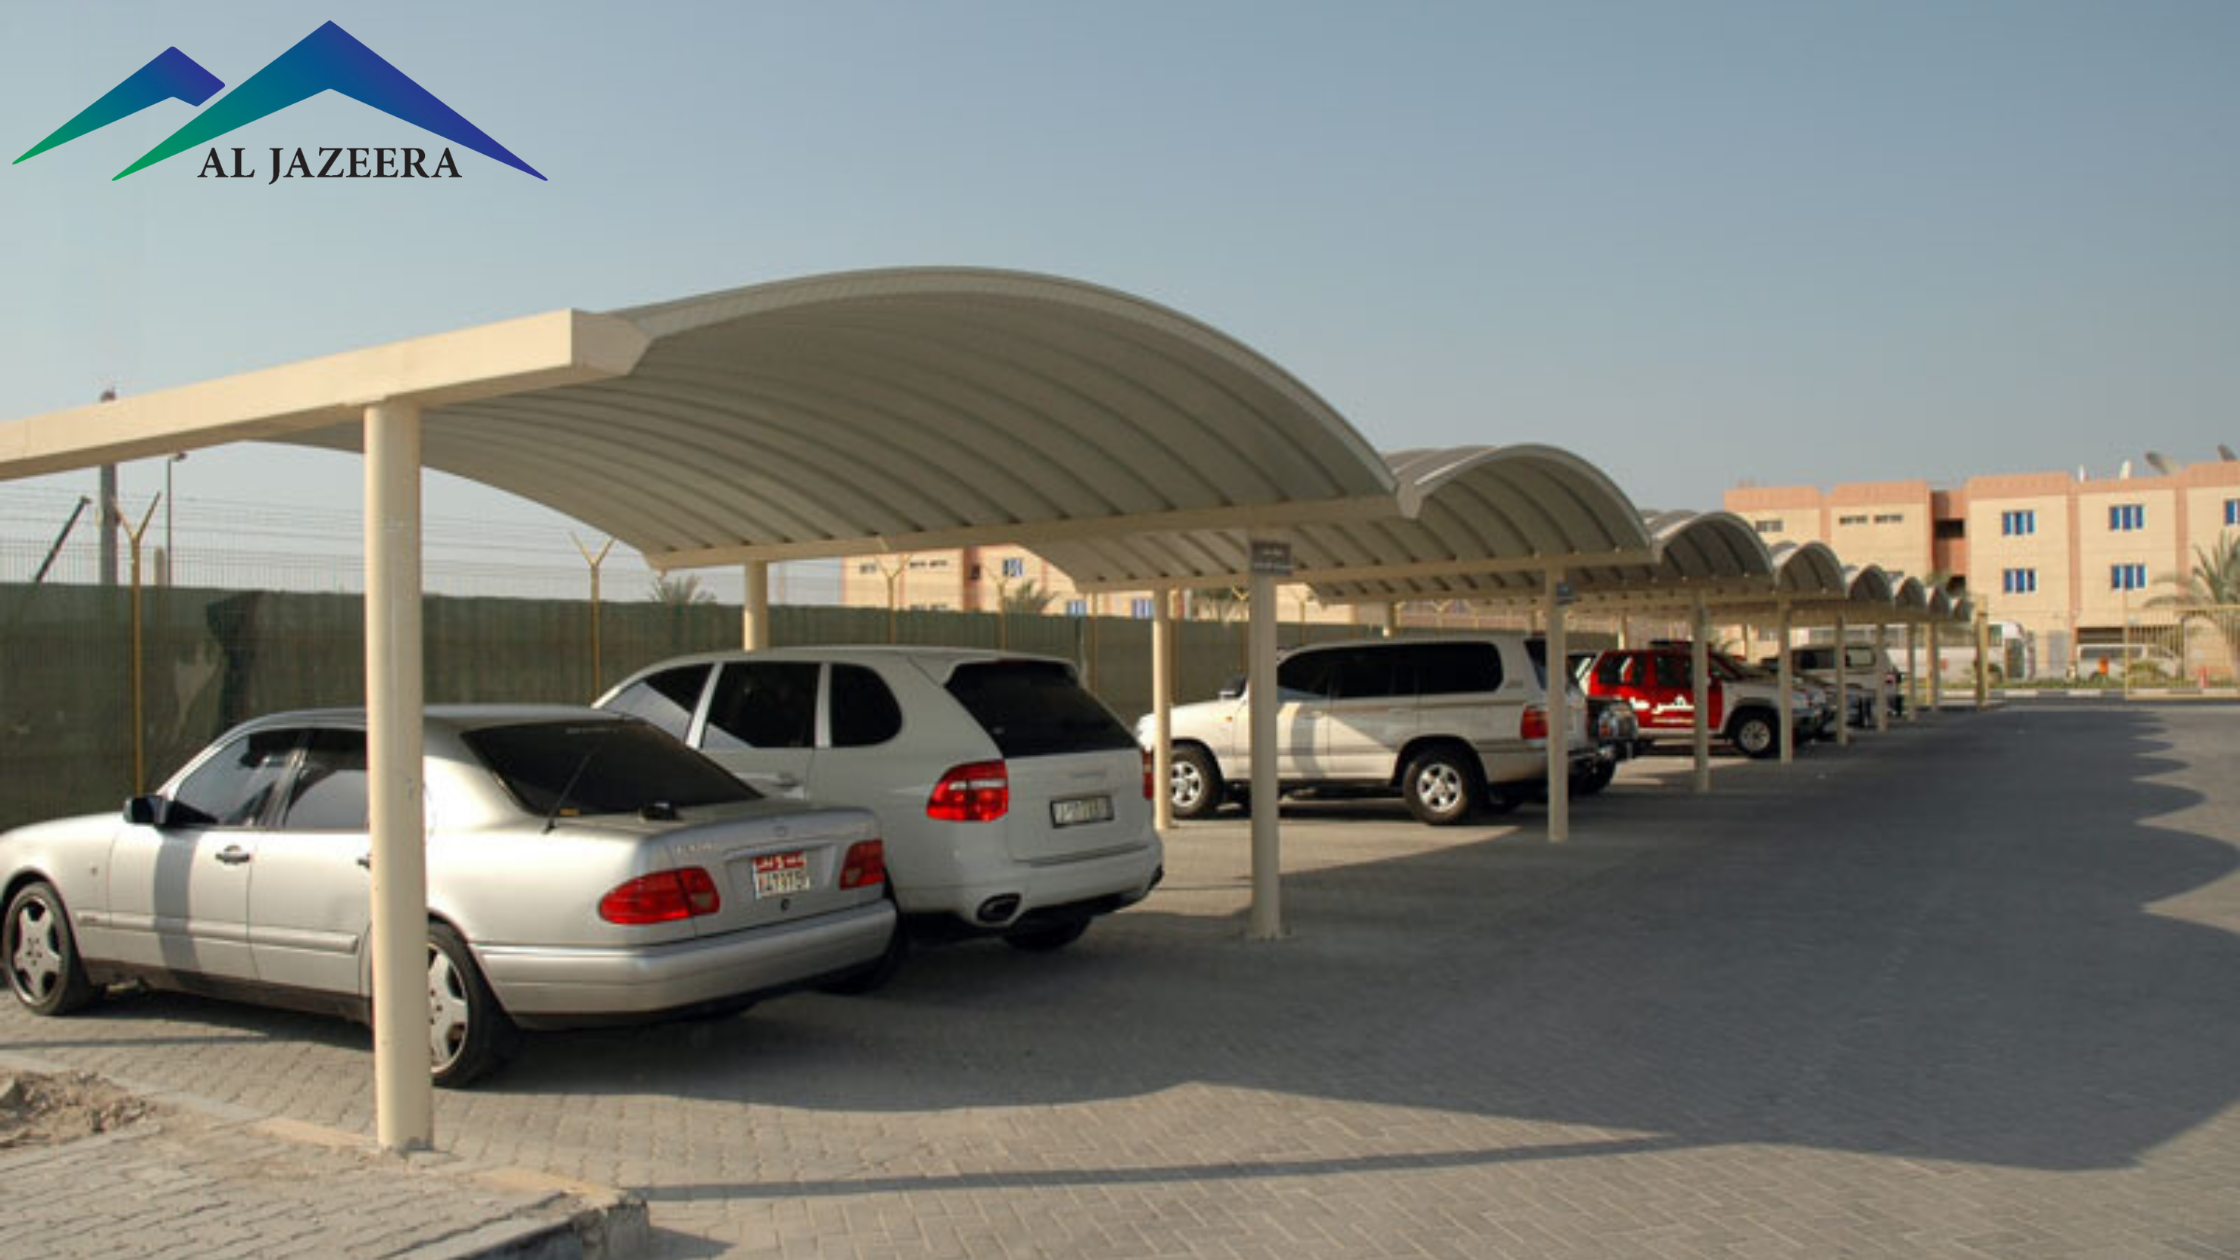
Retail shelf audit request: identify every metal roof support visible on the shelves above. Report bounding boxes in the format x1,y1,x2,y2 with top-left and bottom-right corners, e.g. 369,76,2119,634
1246,554,1282,938
1691,594,1711,794
1151,592,1175,834
1907,622,1921,721
1874,621,1890,733
1975,608,1991,709
1776,596,1795,763
1929,620,1943,714
1544,567,1570,843
1835,611,1851,748
742,560,771,651
364,398,431,1153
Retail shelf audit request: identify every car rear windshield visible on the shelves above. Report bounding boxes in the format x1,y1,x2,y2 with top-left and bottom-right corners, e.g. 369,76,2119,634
942,660,1138,759
464,720,757,818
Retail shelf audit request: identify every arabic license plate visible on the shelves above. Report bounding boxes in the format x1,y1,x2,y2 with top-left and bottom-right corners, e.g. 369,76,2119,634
751,851,810,899
1050,795,1113,828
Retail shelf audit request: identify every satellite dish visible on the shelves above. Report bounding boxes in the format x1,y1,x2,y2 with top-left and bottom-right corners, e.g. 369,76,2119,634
2220,444,2237,462
2144,451,2175,476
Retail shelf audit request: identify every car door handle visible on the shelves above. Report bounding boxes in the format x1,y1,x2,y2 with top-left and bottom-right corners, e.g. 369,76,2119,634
355,854,372,870
769,774,801,789
215,846,252,866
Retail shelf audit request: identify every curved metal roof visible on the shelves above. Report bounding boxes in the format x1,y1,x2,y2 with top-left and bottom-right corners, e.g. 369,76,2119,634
1891,576,1929,618
274,268,1400,565
1037,444,1655,597
1767,541,1848,598
1438,509,1776,609
1844,565,1896,606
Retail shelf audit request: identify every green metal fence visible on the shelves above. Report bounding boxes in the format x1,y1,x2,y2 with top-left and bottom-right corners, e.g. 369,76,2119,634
0,583,1378,830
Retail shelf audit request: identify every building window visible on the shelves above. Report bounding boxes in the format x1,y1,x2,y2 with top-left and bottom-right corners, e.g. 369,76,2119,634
2109,503,2145,532
2001,568,2037,595
2110,563,2147,592
1064,599,1087,617
1001,557,1025,579
2226,498,2239,527
1130,597,1155,619
1837,514,1867,526
967,564,983,580
1752,519,1783,534
2000,509,2037,536
1933,519,1965,540
856,562,878,575
1875,512,1905,525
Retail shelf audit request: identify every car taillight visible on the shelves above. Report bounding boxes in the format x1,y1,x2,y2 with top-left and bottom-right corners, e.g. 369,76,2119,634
1141,748,1154,800
927,760,1009,822
1521,706,1548,741
598,867,721,924
839,840,886,889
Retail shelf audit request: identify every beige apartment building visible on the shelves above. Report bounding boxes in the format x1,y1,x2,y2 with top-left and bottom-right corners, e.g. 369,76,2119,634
835,544,1364,625
1728,461,2240,676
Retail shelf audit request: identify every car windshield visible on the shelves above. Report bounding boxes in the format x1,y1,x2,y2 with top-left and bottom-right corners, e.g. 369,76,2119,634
944,660,1137,758
464,720,758,818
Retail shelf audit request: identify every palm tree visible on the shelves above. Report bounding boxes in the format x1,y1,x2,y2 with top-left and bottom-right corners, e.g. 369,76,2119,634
2148,534,2240,681
996,579,1055,616
1188,587,1247,624
648,573,714,605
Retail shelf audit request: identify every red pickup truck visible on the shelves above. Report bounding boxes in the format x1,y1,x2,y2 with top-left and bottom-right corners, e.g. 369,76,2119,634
1575,647,1813,759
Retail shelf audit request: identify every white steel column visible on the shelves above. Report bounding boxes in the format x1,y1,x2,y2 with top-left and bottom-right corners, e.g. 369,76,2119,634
1906,622,1920,721
1151,588,1175,833
742,559,771,650
1544,568,1569,842
364,399,431,1152
1835,612,1851,747
1381,600,1400,639
1776,598,1795,763
1929,621,1943,714
1974,609,1991,708
1617,614,1632,650
1873,622,1889,733
1246,563,1281,939
1691,594,1711,793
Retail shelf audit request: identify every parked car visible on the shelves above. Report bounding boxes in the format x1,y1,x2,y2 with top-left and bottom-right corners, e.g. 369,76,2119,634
1577,647,1818,759
0,707,896,1086
598,648,1162,953
1148,635,1597,825
1768,645,1901,722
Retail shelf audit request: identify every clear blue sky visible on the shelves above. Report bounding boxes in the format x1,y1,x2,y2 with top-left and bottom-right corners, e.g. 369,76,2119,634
3,0,2236,560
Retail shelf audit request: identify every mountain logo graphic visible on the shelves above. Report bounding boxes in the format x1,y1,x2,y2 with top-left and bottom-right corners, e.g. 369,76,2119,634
15,20,543,181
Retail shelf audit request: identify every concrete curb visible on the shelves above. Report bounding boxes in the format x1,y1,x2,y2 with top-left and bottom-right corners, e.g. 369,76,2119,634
0,1050,649,1260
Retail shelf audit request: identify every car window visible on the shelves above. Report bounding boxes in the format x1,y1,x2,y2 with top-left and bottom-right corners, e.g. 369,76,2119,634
830,664,903,748
464,720,757,818
943,660,1137,758
1275,652,1339,701
602,664,712,740
1329,649,1400,700
1654,654,1696,690
702,662,819,751
1521,640,1551,688
1415,643,1503,695
283,729,369,831
1595,654,1633,688
170,728,301,828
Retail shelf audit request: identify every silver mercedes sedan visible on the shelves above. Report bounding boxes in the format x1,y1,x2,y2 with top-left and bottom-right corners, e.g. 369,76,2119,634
0,706,898,1086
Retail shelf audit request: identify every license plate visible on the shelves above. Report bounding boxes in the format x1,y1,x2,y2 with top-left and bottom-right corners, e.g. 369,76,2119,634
1050,795,1113,828
751,851,811,899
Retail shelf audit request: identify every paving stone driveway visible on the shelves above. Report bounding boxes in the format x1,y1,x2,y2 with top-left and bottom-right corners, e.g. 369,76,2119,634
6,705,2237,1258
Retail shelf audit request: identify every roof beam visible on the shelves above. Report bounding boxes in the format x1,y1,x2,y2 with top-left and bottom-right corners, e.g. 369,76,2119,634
1068,546,1658,595
0,310,648,482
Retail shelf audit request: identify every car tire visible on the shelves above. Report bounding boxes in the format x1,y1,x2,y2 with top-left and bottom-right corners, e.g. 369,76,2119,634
1402,745,1482,826
1730,711,1779,760
818,910,910,995
1573,759,1617,796
1004,917,1091,952
427,922,517,1089
1169,745,1225,821
4,881,96,1017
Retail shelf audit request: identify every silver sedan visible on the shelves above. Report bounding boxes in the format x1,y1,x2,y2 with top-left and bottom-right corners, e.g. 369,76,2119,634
0,706,898,1086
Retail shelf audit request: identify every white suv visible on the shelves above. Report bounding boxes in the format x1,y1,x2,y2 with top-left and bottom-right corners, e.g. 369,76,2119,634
1145,635,1595,826
597,648,1163,955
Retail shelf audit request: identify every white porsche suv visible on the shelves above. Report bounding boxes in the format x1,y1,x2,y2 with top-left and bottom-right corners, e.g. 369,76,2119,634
598,648,1162,955
1145,635,1595,826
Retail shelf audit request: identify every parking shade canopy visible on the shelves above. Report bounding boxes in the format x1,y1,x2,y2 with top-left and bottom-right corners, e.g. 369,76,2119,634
1035,444,1657,597
0,268,1401,559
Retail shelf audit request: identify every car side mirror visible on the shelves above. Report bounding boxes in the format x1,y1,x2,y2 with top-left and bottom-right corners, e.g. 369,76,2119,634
124,795,172,828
